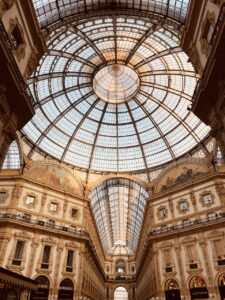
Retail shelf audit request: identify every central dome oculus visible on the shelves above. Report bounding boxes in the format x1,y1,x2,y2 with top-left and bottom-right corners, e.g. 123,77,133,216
93,64,139,103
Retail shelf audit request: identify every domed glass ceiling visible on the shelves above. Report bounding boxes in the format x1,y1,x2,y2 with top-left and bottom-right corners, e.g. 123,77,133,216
93,64,139,103
33,0,190,28
23,15,210,173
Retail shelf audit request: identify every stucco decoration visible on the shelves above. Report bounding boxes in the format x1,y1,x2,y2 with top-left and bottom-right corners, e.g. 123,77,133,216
153,159,209,193
24,161,84,195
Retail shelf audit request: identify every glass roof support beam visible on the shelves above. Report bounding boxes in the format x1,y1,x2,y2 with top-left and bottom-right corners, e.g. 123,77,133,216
133,97,176,160
125,23,160,65
134,46,181,70
113,15,118,64
28,72,92,84
139,91,201,143
34,83,92,108
86,102,109,177
125,102,150,181
61,97,101,161
49,50,98,69
72,26,107,65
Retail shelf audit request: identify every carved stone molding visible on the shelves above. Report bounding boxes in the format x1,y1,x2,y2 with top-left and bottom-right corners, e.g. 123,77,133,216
176,198,190,215
22,191,38,209
8,18,26,62
24,48,39,80
200,11,216,56
199,190,215,207
157,205,168,221
188,43,203,75
0,0,15,17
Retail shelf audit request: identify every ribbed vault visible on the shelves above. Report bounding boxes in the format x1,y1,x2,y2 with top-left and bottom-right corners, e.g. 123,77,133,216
90,178,148,255
22,15,210,173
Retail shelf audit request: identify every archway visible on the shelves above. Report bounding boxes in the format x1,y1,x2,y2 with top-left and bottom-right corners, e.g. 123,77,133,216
189,276,209,300
58,278,74,300
30,276,50,300
165,279,181,300
218,273,225,300
114,286,128,300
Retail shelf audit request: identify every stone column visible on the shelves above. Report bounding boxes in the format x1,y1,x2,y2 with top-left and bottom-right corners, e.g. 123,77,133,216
75,247,86,300
174,241,188,300
0,236,11,266
52,244,64,300
198,235,217,297
27,239,39,278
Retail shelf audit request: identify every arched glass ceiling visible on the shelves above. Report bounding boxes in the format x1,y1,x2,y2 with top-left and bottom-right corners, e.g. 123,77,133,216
90,178,148,255
2,141,21,169
33,0,190,28
23,16,210,173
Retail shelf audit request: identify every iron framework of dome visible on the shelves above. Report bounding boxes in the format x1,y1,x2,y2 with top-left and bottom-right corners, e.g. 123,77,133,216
22,3,210,173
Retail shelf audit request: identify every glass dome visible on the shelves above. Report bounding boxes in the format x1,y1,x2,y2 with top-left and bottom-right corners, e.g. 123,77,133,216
23,15,210,173
93,64,139,103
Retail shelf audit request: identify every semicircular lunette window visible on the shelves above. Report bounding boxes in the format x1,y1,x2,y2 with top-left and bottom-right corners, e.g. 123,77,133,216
23,16,210,173
90,178,149,255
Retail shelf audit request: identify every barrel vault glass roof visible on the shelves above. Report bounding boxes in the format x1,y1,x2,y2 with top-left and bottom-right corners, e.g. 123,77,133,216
33,0,190,28
23,13,210,173
90,178,148,255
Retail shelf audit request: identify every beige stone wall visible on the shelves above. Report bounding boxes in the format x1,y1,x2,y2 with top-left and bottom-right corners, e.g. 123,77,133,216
136,163,225,300
181,0,224,74
1,0,45,78
0,166,105,300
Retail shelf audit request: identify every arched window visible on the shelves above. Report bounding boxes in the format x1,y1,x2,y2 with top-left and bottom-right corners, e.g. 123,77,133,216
30,276,50,300
165,279,180,290
2,140,21,169
58,279,74,300
189,276,208,300
190,276,207,288
218,274,225,300
114,287,128,300
165,279,181,300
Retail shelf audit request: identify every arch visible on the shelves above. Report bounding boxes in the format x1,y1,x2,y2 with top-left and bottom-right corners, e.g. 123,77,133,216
89,177,149,255
218,273,225,300
114,286,128,300
165,279,181,300
165,278,180,290
87,173,148,191
153,158,209,193
30,276,50,300
189,276,209,300
24,160,84,195
58,278,74,300
2,139,23,170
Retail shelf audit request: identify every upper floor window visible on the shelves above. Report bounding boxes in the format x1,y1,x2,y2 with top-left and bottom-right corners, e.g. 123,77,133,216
159,208,166,218
50,202,58,212
12,240,25,266
66,250,74,272
203,194,213,205
180,201,188,212
71,208,78,218
0,192,6,203
26,195,35,206
10,24,23,50
41,245,51,269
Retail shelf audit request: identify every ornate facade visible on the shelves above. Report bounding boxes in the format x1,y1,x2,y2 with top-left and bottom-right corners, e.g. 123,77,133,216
0,1,225,300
